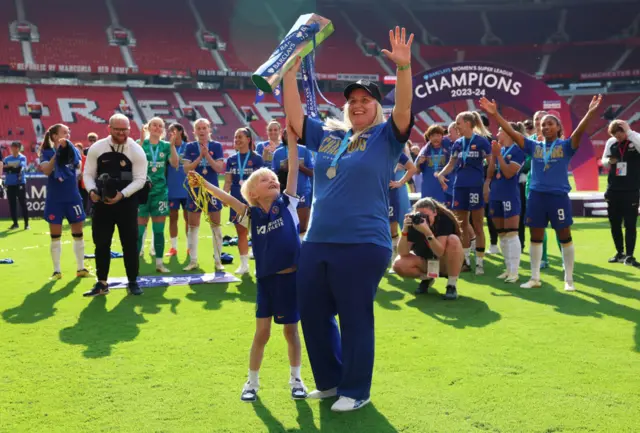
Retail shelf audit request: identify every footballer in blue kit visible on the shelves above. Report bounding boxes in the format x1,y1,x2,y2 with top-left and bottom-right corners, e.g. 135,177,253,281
481,94,603,292
389,149,416,270
39,124,89,279
271,141,314,235
182,118,226,272
186,122,308,403
166,123,190,256
437,111,492,275
255,120,283,170
416,125,451,204
487,123,527,283
224,128,264,275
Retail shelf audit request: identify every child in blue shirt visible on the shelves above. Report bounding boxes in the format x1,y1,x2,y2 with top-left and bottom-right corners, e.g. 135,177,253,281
188,123,307,403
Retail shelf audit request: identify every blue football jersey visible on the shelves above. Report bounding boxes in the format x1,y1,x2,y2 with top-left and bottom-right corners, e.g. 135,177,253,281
490,144,526,201
184,141,224,187
41,144,82,203
167,142,188,199
226,151,264,194
451,134,491,188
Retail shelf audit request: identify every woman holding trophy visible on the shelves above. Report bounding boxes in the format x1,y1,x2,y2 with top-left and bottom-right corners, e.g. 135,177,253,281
283,26,415,412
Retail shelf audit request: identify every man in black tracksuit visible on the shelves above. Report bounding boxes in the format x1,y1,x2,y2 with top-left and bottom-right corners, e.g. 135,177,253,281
601,120,640,268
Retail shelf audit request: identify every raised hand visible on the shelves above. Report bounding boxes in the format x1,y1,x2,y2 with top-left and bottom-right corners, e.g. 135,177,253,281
491,140,501,157
381,26,414,67
284,56,302,80
588,94,603,113
479,97,497,116
57,138,67,148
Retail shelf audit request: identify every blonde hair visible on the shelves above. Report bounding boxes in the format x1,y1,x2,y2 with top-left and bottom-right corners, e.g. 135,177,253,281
145,116,167,140
324,101,385,142
456,111,491,138
608,120,625,137
266,120,282,131
193,118,212,141
240,167,278,207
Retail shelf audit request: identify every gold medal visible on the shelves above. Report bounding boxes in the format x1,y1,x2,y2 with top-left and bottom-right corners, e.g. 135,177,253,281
326,166,337,179
202,168,208,175
496,173,501,179
151,166,157,173
239,179,244,186
544,164,550,171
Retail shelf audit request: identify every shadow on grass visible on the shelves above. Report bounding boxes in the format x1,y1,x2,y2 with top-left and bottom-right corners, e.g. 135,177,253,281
186,274,255,310
252,399,398,433
381,274,502,329
59,294,147,358
2,278,81,324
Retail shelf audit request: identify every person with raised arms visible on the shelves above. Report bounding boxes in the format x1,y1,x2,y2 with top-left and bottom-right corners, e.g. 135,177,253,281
480,95,603,291
283,26,415,412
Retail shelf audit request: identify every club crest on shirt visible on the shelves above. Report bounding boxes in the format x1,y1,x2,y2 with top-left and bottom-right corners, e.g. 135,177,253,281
248,160,253,167
471,145,477,150
159,152,165,158
506,155,512,160
209,151,213,155
272,206,279,214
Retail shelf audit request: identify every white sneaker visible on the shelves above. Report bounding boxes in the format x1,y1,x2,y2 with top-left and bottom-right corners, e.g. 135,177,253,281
249,250,254,259
505,273,519,283
215,263,225,272
235,264,250,275
307,387,337,399
150,247,156,257
289,377,308,400
520,279,541,289
564,281,576,292
331,396,371,412
488,244,500,255
156,264,170,273
240,381,259,402
475,265,484,276
497,271,509,280
183,261,199,271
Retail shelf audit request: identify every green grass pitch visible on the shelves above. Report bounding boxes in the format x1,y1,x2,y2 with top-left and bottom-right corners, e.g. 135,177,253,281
1,189,640,432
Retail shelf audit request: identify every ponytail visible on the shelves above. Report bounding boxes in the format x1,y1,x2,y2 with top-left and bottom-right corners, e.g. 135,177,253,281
509,121,526,136
472,112,491,138
169,123,188,143
42,124,64,151
413,197,463,239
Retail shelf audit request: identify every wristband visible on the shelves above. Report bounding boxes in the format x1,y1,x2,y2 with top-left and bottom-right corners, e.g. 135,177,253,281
397,64,411,71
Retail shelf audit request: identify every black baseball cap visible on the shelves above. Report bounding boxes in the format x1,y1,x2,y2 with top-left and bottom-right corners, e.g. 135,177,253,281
344,79,382,103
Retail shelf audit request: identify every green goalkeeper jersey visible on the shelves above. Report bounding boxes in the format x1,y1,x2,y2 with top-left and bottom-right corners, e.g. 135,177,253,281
141,139,172,193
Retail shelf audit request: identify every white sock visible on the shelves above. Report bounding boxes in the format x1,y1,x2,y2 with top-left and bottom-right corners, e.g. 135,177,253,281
141,229,148,249
51,238,62,273
561,243,575,283
447,276,458,286
476,256,484,267
248,369,259,385
212,225,223,264
189,226,199,262
530,243,543,281
509,236,522,275
464,248,471,264
156,257,164,267
171,236,177,250
499,236,509,272
290,365,301,380
73,238,85,271
240,255,249,267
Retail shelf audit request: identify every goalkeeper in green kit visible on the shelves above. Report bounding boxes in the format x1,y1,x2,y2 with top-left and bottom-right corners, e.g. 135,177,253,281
137,117,179,272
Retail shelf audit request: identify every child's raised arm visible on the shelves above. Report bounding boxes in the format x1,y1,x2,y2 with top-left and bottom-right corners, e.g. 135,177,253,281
187,171,247,216
285,122,299,198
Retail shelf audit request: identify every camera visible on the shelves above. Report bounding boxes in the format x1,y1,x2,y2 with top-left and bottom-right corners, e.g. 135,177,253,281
95,173,119,201
410,212,425,225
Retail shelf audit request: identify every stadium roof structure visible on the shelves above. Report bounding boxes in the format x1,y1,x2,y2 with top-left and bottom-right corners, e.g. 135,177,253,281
322,0,637,10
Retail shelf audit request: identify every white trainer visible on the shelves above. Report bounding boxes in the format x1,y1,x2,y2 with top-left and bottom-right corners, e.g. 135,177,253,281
475,265,485,276
505,273,519,283
497,271,509,280
183,261,199,271
488,244,500,254
289,377,308,400
520,279,541,289
307,387,337,399
156,264,170,273
564,281,576,292
240,381,259,402
331,396,371,412
235,264,250,275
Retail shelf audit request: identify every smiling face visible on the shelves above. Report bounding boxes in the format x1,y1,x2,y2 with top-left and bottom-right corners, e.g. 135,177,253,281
540,115,561,141
248,170,280,204
53,125,70,146
347,88,378,131
234,129,251,152
267,122,281,142
455,116,473,137
147,118,165,141
448,123,460,141
497,128,513,147
429,133,443,147
533,111,548,135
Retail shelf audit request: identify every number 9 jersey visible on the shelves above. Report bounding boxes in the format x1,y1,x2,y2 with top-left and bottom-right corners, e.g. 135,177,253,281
41,144,86,225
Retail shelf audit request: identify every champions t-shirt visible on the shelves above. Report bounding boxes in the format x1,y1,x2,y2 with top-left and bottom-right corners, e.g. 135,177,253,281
451,134,491,188
301,114,414,249
490,144,526,201
523,138,574,195
418,141,451,201
167,142,188,199
184,141,224,187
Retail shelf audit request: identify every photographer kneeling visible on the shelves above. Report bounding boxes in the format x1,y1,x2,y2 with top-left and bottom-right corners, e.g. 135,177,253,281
392,198,464,300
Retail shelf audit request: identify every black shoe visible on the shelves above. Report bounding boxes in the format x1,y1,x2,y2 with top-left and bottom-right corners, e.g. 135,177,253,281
608,252,626,263
625,256,640,268
127,282,143,296
443,285,458,300
83,282,109,297
414,278,435,295
9,223,19,230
